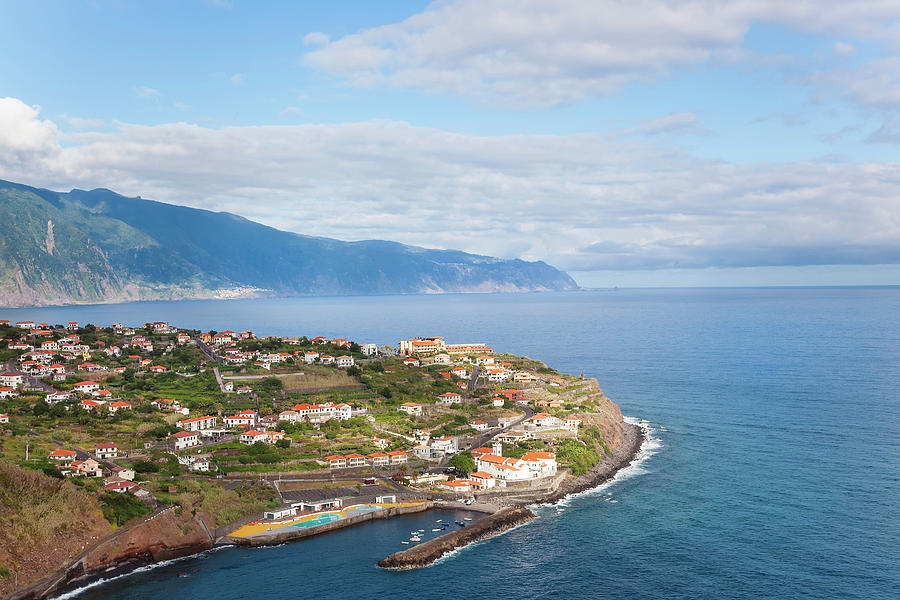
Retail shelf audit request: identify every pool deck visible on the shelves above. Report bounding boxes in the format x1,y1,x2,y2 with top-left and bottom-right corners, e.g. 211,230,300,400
229,501,429,539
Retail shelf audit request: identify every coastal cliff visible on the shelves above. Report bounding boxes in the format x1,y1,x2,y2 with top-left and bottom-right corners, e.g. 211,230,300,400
6,509,214,600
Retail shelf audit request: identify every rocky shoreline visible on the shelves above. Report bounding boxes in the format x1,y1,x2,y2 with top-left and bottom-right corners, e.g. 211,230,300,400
375,420,645,569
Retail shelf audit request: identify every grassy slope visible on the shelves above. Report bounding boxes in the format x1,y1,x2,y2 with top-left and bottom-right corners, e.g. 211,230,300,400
0,462,113,595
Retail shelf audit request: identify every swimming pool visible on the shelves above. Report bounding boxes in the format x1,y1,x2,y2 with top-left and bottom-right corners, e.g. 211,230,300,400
293,513,343,528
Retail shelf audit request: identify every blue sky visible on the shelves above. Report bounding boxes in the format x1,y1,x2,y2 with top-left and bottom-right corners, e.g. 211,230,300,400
1,0,899,286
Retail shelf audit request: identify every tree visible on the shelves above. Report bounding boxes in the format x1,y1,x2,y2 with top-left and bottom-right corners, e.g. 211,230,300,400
449,451,476,475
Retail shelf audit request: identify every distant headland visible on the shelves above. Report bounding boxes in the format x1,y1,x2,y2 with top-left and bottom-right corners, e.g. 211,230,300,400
0,179,578,308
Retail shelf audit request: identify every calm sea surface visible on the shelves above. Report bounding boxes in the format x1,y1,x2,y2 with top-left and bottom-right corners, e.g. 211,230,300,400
8,288,898,600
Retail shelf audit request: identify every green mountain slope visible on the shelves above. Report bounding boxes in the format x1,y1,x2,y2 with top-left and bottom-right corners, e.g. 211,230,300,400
0,179,578,306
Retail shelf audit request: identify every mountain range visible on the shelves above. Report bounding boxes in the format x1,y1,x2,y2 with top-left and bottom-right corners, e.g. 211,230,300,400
0,179,578,307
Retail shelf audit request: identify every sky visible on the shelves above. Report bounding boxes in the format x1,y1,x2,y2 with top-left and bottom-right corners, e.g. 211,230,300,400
1,0,899,287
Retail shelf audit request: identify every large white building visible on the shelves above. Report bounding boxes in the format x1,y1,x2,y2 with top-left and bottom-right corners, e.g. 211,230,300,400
177,415,217,431
399,337,493,356
290,401,352,421
475,451,557,482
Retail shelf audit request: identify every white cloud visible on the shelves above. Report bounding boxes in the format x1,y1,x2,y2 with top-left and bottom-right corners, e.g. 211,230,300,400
303,32,329,46
812,56,900,111
174,101,192,111
620,113,713,137
230,74,245,86
302,0,900,108
60,114,105,130
133,85,161,99
1,97,899,272
0,97,60,171
832,41,858,57
280,106,303,116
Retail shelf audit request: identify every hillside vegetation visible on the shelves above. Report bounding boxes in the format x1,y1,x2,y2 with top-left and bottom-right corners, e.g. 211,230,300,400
0,462,112,595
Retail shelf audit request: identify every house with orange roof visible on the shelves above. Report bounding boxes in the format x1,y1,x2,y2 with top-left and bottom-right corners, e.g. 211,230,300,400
402,357,420,367
73,381,100,394
48,449,77,462
108,400,132,413
469,471,496,489
177,415,217,431
149,365,168,373
440,479,475,493
0,414,8,424
469,419,489,431
386,450,408,464
368,451,390,467
79,398,104,411
0,387,18,399
437,391,462,405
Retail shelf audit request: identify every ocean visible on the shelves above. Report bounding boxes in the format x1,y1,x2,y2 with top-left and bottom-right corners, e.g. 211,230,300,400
8,288,898,600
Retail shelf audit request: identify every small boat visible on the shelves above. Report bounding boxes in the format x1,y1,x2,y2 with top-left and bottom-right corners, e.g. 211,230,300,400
410,536,421,542
463,517,473,521
432,528,441,532
401,541,410,545
436,519,442,523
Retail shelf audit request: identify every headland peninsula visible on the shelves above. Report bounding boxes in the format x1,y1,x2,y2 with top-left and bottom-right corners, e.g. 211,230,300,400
0,320,643,598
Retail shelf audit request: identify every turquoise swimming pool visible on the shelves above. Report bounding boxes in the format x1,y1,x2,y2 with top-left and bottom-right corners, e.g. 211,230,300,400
293,513,343,528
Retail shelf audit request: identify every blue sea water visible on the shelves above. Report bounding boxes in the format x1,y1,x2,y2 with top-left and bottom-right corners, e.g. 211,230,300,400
8,288,898,600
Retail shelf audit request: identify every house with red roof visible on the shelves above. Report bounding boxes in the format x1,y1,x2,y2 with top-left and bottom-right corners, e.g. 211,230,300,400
108,401,132,413
95,443,119,460
224,410,258,428
0,414,8,424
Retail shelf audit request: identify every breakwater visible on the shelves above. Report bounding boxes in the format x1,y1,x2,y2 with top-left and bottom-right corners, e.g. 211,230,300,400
377,506,537,569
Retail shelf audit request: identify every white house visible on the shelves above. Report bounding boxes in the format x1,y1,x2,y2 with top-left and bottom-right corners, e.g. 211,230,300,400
304,351,319,364
177,415,217,431
360,343,378,356
169,430,200,450
430,436,458,455
399,402,423,416
95,443,119,460
319,354,335,365
402,358,420,367
469,419,489,431
0,387,19,399
73,381,100,394
240,430,285,445
224,410,258,428
527,413,563,429
0,371,26,387
433,353,451,364
437,392,462,405
336,356,355,368
565,417,584,432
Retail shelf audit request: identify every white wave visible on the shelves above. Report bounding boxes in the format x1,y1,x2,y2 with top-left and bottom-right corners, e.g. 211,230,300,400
541,416,662,510
51,545,234,599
